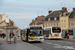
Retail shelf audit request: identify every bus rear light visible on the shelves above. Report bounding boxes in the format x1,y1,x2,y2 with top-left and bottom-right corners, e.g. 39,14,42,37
51,34,52,37
28,37,29,39
61,34,62,36
43,36,45,38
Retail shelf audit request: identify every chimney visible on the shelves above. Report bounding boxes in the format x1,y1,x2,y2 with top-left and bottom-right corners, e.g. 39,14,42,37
73,8,75,12
48,10,52,14
62,7,67,13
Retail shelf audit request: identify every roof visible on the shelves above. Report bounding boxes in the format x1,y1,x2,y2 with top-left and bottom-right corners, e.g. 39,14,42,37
46,10,62,18
0,20,8,24
37,19,44,25
29,20,35,25
69,12,75,18
36,15,45,25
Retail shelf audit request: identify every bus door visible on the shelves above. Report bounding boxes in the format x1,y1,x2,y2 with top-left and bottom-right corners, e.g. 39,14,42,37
26,29,30,42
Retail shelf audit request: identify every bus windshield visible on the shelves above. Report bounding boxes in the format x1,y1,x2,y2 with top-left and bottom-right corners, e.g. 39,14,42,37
29,29,43,36
52,27,61,33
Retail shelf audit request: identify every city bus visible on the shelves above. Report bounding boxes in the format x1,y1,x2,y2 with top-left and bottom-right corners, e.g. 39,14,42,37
21,26,44,42
43,27,62,39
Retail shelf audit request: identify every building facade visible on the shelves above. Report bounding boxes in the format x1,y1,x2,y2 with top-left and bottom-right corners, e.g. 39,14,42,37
29,15,45,28
44,7,68,28
0,14,14,34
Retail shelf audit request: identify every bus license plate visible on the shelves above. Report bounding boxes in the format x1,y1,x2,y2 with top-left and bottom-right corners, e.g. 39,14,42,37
35,38,39,40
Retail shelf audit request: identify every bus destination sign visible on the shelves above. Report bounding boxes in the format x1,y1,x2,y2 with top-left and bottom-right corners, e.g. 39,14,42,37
30,27,42,29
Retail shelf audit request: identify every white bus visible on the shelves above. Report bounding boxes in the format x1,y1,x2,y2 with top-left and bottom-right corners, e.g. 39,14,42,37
21,26,44,42
43,27,62,39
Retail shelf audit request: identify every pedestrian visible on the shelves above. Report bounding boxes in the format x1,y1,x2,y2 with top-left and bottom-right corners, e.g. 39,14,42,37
67,32,69,39
0,34,1,37
65,31,67,38
2,33,6,39
1,33,2,38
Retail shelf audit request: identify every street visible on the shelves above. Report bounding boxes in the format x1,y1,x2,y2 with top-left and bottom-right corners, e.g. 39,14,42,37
0,38,75,50
30,39,75,50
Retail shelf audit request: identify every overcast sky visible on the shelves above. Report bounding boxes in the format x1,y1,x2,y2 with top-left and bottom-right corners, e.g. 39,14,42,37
0,0,75,28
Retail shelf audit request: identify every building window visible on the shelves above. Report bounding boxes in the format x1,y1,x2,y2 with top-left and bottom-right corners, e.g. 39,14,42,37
64,26,66,29
57,23,58,27
48,18,50,21
57,17,59,20
54,17,57,20
61,26,63,28
48,24,50,27
51,17,54,20
54,24,55,27
71,22,73,27
68,30,73,35
64,20,66,23
61,20,63,23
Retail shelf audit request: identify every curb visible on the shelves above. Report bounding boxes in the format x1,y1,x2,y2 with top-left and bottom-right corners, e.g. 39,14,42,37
62,38,75,41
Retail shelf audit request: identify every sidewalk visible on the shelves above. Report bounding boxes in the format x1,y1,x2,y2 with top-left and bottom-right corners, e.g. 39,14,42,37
0,38,42,50
62,38,75,41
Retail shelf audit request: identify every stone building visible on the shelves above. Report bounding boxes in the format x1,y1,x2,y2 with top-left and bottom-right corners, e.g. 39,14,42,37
0,14,14,34
44,7,68,28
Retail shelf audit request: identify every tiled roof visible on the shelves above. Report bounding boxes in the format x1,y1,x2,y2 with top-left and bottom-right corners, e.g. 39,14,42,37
46,10,62,18
69,12,75,18
29,21,35,25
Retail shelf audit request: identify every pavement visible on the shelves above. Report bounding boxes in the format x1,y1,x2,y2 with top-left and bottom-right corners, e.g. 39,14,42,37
0,38,42,50
62,38,75,41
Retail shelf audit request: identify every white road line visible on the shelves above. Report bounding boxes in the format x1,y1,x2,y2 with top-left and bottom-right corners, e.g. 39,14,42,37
46,42,52,44
65,42,73,44
54,44,61,46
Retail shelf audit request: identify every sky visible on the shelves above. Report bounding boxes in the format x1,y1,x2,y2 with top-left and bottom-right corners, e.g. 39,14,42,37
0,0,75,28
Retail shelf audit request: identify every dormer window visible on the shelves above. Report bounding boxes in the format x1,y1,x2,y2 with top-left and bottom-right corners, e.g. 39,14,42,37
48,18,50,21
63,13,66,16
54,17,56,20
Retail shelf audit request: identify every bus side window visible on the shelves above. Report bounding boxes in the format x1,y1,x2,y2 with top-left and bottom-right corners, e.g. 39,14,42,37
49,30,51,34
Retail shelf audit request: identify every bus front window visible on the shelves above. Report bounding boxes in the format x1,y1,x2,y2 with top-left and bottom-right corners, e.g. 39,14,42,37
29,29,43,36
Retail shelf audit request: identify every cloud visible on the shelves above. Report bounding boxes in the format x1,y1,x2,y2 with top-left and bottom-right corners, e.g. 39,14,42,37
12,16,35,19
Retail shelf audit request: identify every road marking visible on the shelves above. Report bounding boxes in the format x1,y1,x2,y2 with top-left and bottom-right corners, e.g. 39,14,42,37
46,42,52,44
54,44,61,46
65,42,73,44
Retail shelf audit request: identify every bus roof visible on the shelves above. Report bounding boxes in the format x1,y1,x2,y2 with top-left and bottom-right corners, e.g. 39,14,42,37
43,27,61,29
22,25,42,30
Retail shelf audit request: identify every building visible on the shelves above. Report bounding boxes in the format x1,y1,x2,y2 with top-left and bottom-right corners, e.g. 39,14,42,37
59,8,75,38
29,15,45,28
44,7,68,28
0,14,14,34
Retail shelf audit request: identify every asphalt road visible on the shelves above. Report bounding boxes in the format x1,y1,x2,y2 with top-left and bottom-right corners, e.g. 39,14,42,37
29,39,75,50
0,38,75,50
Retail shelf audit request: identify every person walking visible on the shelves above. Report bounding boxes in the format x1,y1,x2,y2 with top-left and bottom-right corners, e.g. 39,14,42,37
2,33,6,39
0,34,1,37
1,33,2,38
65,31,67,38
67,32,69,39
